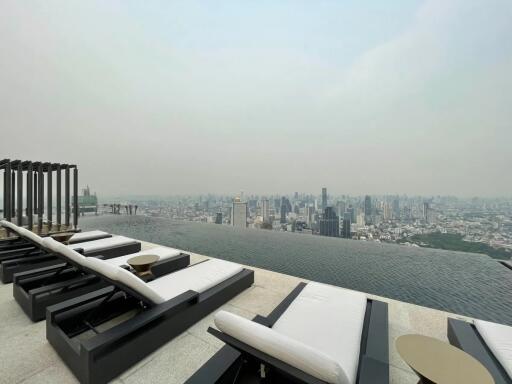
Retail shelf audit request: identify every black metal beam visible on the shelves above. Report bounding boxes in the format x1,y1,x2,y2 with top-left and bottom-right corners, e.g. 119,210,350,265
73,167,78,228
56,164,61,229
5,161,11,221
47,166,52,230
33,172,38,215
65,166,70,227
11,171,15,214
38,163,44,232
17,163,23,226
27,163,33,230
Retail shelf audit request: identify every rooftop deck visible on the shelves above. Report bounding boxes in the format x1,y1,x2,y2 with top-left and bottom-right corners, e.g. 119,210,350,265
0,239,475,384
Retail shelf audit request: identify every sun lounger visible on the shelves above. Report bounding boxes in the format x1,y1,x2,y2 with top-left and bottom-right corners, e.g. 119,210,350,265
448,318,512,384
187,282,389,384
46,250,254,384
13,237,190,321
0,223,140,283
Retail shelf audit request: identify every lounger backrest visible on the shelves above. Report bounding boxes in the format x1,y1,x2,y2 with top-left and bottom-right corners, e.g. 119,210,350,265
15,226,45,247
0,220,23,236
86,257,166,305
41,237,89,267
214,310,349,384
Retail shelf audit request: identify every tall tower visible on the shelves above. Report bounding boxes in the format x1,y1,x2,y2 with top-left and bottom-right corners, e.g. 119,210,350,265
319,207,339,237
364,195,372,225
232,197,247,228
321,188,327,210
262,199,270,223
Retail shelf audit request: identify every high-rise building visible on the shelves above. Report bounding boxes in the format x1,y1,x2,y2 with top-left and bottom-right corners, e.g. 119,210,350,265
341,212,351,238
232,197,247,228
423,202,431,223
305,205,315,226
262,199,270,223
321,188,327,210
336,201,346,217
215,212,223,224
319,207,339,237
364,195,372,225
347,206,356,223
392,198,400,219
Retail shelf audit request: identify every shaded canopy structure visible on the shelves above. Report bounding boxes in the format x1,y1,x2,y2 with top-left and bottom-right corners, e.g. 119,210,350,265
1,159,79,230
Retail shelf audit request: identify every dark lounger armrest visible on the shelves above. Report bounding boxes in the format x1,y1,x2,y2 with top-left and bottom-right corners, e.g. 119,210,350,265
12,262,69,283
207,327,327,384
448,318,512,384
365,300,389,364
81,290,199,353
151,253,190,278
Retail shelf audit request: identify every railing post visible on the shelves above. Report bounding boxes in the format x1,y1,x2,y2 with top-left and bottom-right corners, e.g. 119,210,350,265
17,163,23,226
73,167,78,229
65,165,70,227
5,161,11,221
47,165,52,231
27,163,33,230
56,164,61,229
38,163,44,233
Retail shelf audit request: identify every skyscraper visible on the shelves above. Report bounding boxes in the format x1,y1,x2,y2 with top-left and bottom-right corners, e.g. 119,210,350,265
215,212,223,224
364,195,372,225
321,188,327,210
423,202,430,223
392,198,400,219
232,197,247,228
341,212,351,238
319,207,339,237
262,199,270,223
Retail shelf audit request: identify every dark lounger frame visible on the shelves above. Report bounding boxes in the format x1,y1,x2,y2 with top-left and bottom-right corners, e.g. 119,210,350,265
46,265,254,384
187,282,389,384
448,318,511,384
0,240,141,284
13,253,190,321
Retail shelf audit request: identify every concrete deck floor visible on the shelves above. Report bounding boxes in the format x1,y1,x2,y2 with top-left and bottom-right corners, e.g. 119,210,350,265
0,240,475,384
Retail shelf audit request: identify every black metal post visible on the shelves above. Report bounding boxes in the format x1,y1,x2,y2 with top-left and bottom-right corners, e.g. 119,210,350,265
5,161,11,221
65,166,70,227
38,163,44,232
73,167,78,228
47,165,52,230
2,168,6,219
11,170,15,213
33,172,38,214
17,163,22,226
56,164,61,229
27,163,33,230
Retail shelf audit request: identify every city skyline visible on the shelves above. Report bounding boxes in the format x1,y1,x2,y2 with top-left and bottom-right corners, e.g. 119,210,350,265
1,0,511,197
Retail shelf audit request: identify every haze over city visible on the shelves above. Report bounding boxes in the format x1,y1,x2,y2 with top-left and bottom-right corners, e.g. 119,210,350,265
1,0,511,196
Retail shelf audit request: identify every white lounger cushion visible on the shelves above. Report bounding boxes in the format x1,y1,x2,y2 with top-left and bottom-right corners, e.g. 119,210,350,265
272,282,367,384
68,236,134,253
147,259,243,301
214,311,349,384
70,230,109,242
104,247,181,266
15,227,45,246
475,319,512,378
42,237,88,266
85,258,243,305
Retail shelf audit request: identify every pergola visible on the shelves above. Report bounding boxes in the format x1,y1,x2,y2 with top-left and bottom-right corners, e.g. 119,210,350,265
1,159,79,230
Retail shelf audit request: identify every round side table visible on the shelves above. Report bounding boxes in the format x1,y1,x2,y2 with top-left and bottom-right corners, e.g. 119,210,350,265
127,254,160,276
396,334,494,384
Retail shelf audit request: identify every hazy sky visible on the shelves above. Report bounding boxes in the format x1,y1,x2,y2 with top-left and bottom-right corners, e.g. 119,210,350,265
1,0,511,197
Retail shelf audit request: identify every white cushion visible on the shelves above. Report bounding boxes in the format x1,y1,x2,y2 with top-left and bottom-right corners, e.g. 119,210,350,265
475,319,512,379
147,259,243,301
15,226,45,246
113,266,166,304
68,235,134,253
0,220,21,233
41,237,89,266
104,247,181,267
86,257,123,280
271,282,367,384
70,230,110,243
215,311,348,384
